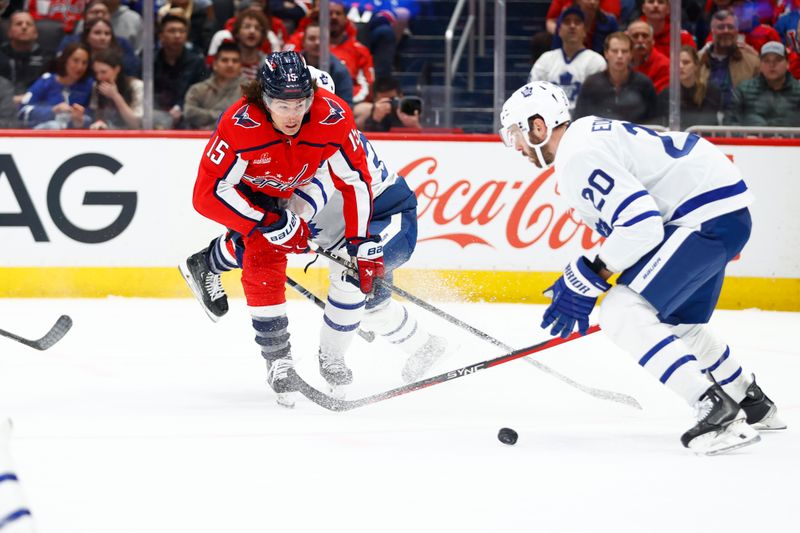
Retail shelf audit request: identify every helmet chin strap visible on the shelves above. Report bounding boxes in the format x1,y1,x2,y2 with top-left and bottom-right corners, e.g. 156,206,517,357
522,124,553,169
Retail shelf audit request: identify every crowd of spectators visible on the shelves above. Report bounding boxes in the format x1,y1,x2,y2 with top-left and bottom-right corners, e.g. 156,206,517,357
0,0,419,130
3,0,799,131
531,0,800,127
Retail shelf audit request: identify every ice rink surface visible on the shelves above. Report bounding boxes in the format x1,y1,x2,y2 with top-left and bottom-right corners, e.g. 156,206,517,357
1,297,798,533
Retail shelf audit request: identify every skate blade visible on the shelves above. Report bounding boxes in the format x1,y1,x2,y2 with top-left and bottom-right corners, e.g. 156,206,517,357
751,407,787,431
690,420,762,456
178,264,221,323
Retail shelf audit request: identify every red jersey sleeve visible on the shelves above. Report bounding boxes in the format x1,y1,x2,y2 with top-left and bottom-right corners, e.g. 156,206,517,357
192,106,272,235
316,96,375,240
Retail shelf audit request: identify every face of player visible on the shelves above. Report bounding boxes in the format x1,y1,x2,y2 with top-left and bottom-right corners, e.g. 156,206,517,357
9,12,38,45
237,16,265,48
604,37,632,74
87,22,113,51
760,53,788,85
505,121,555,169
558,14,585,47
678,50,697,86
93,60,121,84
641,0,668,23
213,51,242,80
627,22,653,59
711,15,738,51
268,98,312,136
64,48,90,82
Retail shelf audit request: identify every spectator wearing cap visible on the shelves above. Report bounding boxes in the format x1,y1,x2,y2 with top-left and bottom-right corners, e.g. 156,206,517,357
731,41,800,125
627,20,670,93
529,6,606,112
551,0,620,54
698,9,759,114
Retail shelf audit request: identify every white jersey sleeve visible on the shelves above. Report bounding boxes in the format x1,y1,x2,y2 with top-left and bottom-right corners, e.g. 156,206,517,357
554,117,754,272
288,131,400,250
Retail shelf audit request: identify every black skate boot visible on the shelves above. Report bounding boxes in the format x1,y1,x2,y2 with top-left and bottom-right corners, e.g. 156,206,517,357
318,350,353,398
401,335,448,383
739,375,787,430
266,356,299,408
179,249,228,322
681,383,760,455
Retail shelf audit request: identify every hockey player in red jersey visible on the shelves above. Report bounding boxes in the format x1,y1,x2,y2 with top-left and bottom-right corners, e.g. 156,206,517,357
188,51,383,407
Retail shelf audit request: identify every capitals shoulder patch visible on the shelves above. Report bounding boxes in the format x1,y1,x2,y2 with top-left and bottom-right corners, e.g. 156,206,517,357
232,105,261,128
320,97,346,125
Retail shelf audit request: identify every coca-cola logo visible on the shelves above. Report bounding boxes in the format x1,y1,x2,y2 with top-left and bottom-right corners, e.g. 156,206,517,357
399,157,603,251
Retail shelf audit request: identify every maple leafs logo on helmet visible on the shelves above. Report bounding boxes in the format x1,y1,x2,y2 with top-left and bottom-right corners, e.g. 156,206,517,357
259,51,313,101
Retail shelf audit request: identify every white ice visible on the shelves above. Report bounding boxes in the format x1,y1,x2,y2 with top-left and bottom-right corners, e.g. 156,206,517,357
1,297,799,533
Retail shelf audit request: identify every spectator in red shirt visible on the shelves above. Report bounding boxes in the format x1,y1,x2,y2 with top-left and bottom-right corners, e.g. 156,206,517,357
628,20,671,92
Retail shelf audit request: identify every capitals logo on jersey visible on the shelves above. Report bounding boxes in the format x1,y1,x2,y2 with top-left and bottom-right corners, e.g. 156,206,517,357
243,163,311,191
321,97,346,125
232,105,261,128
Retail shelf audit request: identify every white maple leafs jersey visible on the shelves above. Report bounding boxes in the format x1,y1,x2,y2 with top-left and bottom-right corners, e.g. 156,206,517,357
554,116,754,272
288,131,400,250
528,49,607,110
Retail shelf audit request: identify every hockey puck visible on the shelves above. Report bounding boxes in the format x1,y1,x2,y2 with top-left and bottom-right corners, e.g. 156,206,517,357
497,427,518,445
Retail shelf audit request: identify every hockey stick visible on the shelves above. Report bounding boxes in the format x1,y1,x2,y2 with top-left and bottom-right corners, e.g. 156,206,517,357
295,325,601,411
315,247,641,409
285,276,375,342
0,315,73,351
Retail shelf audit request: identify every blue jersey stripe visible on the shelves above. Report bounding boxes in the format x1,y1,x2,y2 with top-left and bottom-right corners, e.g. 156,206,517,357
660,354,697,384
669,180,748,222
701,346,730,374
326,296,366,311
639,335,678,367
293,189,318,217
323,315,360,332
618,210,661,228
310,177,328,205
611,190,648,225
718,366,743,386
0,509,32,529
0,473,19,484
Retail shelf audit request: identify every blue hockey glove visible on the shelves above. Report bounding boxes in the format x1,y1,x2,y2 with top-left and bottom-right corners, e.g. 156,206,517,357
346,236,385,294
541,257,611,338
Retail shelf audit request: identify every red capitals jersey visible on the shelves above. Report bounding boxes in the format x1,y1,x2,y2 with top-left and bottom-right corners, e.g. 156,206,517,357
193,88,374,240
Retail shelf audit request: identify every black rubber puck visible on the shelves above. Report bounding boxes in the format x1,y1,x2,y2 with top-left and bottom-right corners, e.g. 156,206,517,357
498,427,518,445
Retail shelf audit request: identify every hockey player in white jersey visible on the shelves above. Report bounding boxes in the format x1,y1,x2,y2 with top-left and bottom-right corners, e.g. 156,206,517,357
499,81,785,455
182,132,447,405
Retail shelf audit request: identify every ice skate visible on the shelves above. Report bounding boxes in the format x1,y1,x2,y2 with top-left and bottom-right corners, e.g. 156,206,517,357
266,357,299,408
401,335,447,383
739,375,786,431
681,384,761,456
179,249,228,322
318,350,353,398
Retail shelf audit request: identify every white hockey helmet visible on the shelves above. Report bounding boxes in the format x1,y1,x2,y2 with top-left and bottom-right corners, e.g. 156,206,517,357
499,82,571,167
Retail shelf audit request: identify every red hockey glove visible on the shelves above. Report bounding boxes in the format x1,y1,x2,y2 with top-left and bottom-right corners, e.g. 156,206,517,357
346,237,385,294
258,209,310,254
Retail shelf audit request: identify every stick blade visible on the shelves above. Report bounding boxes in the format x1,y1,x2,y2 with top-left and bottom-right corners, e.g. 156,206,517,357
32,315,73,350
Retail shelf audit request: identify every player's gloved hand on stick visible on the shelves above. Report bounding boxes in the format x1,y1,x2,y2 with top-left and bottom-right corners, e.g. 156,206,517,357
346,236,385,294
258,209,310,254
542,256,611,338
